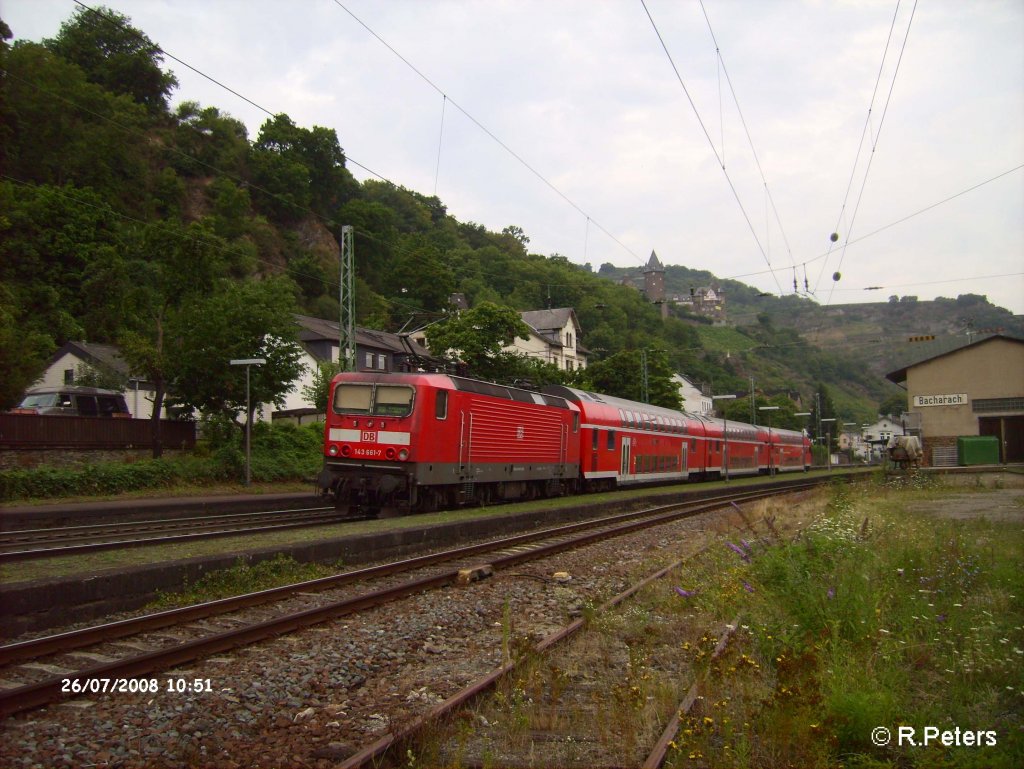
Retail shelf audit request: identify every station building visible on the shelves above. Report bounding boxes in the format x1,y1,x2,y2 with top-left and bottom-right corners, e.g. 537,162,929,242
885,333,1024,465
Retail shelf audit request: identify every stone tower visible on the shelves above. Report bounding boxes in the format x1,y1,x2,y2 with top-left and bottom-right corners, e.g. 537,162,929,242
643,250,666,317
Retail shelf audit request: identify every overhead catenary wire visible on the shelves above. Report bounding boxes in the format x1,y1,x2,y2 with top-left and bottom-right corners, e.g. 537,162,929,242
640,0,785,296
817,0,918,304
329,0,646,266
699,0,796,272
725,162,1024,290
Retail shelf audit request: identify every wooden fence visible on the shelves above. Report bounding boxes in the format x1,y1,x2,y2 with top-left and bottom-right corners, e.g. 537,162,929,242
0,414,196,450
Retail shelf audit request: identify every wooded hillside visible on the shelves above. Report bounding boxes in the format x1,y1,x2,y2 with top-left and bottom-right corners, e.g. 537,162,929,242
3,7,1018,430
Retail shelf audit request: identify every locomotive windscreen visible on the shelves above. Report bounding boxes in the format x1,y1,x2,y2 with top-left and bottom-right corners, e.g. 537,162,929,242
333,383,414,417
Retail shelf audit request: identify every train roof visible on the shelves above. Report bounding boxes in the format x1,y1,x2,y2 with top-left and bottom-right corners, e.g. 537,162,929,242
543,385,706,431
332,371,575,411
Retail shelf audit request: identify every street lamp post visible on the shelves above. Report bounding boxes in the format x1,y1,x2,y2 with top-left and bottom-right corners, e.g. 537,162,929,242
794,412,811,472
713,394,737,482
844,422,858,464
758,405,780,476
820,417,836,471
230,358,266,486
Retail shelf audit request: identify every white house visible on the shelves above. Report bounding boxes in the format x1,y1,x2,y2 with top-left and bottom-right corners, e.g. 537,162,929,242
32,341,166,419
672,374,713,415
860,417,906,461
507,308,588,371
29,318,438,426
270,315,438,423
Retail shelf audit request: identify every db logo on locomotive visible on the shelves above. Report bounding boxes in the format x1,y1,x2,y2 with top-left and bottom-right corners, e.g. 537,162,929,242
361,431,377,443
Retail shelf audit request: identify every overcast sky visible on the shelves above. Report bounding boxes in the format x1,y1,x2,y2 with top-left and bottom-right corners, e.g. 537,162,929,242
6,0,1023,315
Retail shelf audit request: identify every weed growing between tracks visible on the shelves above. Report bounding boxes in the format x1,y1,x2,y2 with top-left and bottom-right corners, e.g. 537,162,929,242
146,554,342,609
666,482,1024,768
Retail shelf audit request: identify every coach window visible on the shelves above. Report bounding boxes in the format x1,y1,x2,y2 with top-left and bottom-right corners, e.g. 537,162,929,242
435,390,448,420
607,430,615,450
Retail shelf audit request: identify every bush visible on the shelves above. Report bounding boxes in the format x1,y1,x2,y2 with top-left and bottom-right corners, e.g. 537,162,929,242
0,421,324,501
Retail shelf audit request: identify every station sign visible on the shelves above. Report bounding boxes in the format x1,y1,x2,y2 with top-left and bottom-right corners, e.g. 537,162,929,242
913,393,968,407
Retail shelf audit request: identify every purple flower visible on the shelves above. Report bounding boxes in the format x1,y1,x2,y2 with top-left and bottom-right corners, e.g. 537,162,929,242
742,581,755,593
727,542,750,561
674,587,697,598
827,587,835,600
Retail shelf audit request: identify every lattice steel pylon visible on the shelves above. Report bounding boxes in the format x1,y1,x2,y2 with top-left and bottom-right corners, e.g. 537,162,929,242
339,225,355,371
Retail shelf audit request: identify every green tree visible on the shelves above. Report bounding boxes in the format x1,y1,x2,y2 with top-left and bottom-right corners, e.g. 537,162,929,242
43,5,178,113
302,361,342,413
878,392,907,420
808,382,839,443
581,348,680,409
165,278,307,429
0,284,53,409
425,302,532,381
251,114,357,222
118,221,226,456
3,42,152,209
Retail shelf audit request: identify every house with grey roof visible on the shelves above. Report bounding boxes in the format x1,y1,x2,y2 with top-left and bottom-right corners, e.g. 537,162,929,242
507,308,588,371
32,341,164,419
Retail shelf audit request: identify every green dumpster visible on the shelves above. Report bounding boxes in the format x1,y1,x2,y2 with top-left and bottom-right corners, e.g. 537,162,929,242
957,436,1000,466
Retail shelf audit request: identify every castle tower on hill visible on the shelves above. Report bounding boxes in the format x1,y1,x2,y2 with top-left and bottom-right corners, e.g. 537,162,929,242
643,250,667,318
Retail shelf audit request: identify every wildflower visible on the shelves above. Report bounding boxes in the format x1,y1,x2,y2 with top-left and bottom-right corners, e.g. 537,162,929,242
827,587,835,600
743,582,755,593
727,542,750,561
674,587,698,599
897,568,904,577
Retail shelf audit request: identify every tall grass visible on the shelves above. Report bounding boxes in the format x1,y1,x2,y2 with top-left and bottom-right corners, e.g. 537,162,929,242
668,481,1024,768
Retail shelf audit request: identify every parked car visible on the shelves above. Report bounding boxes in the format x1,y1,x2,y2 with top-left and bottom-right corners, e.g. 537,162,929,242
12,386,131,418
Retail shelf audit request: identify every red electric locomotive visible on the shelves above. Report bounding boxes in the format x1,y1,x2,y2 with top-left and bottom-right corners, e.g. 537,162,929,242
319,373,812,516
318,372,581,516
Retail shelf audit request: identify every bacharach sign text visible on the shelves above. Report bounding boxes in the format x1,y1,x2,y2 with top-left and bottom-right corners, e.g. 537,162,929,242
913,393,968,407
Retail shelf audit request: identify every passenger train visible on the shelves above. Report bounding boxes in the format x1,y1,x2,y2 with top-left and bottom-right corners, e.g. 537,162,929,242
317,372,811,516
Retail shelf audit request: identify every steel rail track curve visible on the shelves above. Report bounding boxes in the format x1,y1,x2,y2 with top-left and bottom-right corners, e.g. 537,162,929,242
0,482,830,719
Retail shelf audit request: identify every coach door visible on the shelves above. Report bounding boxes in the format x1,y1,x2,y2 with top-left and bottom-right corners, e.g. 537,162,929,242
620,436,633,481
681,441,689,479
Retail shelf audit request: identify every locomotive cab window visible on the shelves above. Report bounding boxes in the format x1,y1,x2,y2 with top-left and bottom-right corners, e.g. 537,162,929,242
435,390,448,420
333,384,373,414
332,384,414,417
371,385,414,416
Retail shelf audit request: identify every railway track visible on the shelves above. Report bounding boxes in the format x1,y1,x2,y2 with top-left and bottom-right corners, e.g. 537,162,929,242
0,505,343,563
341,514,783,769
0,481,825,720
